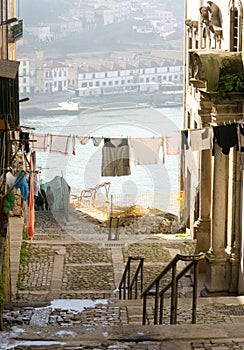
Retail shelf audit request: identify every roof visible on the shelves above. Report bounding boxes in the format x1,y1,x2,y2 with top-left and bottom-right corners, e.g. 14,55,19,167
0,60,20,79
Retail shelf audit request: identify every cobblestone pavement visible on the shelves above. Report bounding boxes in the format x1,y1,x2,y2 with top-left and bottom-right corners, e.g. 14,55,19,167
2,208,244,349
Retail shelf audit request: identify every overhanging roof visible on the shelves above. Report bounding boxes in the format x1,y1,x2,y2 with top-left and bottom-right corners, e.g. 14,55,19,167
0,59,20,79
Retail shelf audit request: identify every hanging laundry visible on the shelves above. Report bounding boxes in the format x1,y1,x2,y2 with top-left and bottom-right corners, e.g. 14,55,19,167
166,132,180,155
4,186,15,215
129,137,163,165
72,135,76,155
6,172,17,188
102,138,131,177
213,124,238,155
15,171,29,201
78,136,90,145
181,130,189,151
28,153,35,239
189,127,213,151
30,133,49,152
237,124,244,170
92,137,102,147
49,134,71,155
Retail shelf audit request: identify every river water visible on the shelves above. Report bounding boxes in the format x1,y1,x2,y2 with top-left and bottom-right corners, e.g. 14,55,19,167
20,106,183,210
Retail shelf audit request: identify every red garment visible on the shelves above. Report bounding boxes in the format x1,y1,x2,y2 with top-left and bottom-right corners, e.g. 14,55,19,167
28,153,35,239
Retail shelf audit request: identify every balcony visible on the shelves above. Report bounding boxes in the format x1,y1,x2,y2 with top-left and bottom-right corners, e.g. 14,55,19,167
8,19,23,43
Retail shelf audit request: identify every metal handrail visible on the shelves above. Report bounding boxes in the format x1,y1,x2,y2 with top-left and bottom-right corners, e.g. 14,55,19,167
142,252,205,325
118,256,144,300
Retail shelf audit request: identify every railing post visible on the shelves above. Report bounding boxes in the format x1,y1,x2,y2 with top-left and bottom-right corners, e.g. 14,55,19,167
142,294,147,325
159,293,164,324
170,262,178,325
127,257,131,299
154,280,159,324
192,260,198,324
140,259,144,298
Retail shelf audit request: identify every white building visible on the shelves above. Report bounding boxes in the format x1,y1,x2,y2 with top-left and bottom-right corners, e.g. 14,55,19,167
76,59,183,96
24,26,53,43
35,61,68,94
18,59,31,97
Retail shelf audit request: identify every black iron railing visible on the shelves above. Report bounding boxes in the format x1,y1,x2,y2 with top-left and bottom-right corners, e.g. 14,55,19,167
142,252,205,325
118,256,144,300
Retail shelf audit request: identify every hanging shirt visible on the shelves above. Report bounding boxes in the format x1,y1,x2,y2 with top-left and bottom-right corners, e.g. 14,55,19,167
49,134,71,155
129,137,163,165
102,138,131,177
189,127,213,151
213,124,238,155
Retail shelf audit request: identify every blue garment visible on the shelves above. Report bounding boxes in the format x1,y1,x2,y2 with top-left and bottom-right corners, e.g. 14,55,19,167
15,172,29,201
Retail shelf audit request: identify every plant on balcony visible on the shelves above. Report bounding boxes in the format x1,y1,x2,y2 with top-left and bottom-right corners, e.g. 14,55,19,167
218,59,244,98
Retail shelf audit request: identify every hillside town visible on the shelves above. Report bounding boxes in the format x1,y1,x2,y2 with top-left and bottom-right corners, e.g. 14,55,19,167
17,0,184,97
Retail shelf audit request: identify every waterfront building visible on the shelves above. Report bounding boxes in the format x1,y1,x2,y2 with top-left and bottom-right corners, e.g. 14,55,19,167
76,58,183,96
183,0,244,295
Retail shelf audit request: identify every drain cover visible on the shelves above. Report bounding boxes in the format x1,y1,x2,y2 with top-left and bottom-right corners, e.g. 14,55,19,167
217,305,244,316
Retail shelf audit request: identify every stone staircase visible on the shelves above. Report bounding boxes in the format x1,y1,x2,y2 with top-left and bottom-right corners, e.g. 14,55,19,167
2,296,244,349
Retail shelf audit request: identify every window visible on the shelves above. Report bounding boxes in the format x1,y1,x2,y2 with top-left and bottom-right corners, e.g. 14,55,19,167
115,80,119,85
82,82,87,87
95,81,100,86
121,80,125,84
109,81,113,86
102,82,106,86
230,3,243,51
89,82,93,87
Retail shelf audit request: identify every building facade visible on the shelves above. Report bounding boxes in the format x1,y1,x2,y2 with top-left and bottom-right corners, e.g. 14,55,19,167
183,0,244,295
76,59,183,96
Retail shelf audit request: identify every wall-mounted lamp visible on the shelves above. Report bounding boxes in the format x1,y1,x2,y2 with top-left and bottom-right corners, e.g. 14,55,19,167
19,97,30,103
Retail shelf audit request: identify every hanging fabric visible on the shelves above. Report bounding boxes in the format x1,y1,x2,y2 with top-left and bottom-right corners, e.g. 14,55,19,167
30,133,49,152
101,138,131,177
181,130,189,151
15,172,29,201
92,137,102,147
213,124,238,155
237,124,244,170
166,132,180,155
189,127,213,151
129,137,163,165
78,136,90,145
28,152,35,240
49,134,71,155
72,135,76,155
